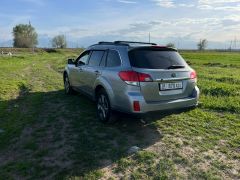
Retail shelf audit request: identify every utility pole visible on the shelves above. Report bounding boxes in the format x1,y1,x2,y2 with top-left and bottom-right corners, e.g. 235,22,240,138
229,40,232,51
234,36,237,49
148,32,151,43
65,32,67,48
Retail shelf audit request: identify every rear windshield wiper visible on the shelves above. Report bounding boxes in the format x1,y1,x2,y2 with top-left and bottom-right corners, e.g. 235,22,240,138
167,65,185,69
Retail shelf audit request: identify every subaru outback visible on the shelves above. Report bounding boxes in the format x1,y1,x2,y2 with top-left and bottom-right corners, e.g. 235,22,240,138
63,41,199,122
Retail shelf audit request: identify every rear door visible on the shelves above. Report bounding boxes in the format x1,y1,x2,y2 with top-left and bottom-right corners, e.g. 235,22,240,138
129,47,195,102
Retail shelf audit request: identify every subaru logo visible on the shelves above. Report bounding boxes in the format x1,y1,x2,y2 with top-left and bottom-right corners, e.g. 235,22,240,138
171,73,176,78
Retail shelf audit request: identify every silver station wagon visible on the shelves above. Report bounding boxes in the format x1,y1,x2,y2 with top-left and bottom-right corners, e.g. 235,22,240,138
64,41,200,122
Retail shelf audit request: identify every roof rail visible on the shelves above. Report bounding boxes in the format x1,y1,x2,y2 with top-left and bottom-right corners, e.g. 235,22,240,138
97,41,157,46
114,41,157,46
98,41,116,45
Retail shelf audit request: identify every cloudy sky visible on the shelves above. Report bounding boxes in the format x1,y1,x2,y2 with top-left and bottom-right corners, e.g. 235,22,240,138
0,0,240,49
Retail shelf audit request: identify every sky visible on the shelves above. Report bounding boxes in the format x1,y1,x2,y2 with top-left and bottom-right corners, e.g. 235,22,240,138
0,0,240,49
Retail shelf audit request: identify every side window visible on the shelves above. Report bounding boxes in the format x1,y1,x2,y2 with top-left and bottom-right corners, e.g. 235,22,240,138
100,51,108,67
88,50,105,66
77,51,90,66
106,50,121,67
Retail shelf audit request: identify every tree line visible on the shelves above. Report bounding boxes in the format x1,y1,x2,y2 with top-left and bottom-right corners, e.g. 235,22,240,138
13,23,67,48
166,39,208,50
12,23,208,50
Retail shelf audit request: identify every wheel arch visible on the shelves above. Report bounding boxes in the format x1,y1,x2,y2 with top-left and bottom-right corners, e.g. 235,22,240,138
63,68,71,86
94,80,115,108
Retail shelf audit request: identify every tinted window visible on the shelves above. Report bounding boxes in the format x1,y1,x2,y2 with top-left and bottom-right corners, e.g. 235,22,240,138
88,51,105,66
100,51,108,67
77,51,90,66
106,50,121,67
128,50,187,69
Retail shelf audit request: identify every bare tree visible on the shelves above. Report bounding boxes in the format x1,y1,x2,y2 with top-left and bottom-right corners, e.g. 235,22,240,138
197,39,208,50
166,43,175,48
52,35,67,48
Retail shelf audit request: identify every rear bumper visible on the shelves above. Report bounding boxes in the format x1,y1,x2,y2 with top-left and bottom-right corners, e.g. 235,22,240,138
113,104,197,119
139,96,198,113
115,86,199,114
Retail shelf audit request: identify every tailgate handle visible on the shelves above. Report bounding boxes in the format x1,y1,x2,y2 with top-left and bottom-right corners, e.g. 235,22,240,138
156,77,188,81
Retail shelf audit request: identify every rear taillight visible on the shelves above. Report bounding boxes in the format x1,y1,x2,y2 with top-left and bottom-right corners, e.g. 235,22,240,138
118,71,139,82
118,71,152,86
190,71,197,82
138,72,153,82
190,71,197,79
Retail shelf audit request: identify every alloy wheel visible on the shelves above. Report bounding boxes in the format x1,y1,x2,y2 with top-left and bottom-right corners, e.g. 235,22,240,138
97,94,109,121
64,76,70,93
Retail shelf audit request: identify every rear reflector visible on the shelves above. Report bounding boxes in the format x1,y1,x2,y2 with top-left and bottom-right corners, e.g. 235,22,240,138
133,101,140,112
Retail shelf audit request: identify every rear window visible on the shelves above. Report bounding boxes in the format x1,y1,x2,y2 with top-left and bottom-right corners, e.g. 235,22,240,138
106,50,121,67
128,49,187,69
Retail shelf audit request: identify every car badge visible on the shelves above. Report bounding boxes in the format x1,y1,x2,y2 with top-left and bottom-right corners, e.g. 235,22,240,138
171,73,176,78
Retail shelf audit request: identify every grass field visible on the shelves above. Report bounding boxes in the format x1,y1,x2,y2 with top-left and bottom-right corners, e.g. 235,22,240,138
0,49,239,179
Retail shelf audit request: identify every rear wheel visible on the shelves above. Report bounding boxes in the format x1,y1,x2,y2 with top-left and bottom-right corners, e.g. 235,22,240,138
64,74,74,94
96,89,112,123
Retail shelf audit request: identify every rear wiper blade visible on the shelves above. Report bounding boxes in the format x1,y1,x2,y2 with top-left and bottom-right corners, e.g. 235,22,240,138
167,65,185,69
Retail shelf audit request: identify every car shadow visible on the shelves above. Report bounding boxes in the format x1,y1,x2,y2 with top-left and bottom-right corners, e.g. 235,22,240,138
0,88,192,179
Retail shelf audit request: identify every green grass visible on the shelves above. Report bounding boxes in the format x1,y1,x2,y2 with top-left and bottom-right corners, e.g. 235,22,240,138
0,49,239,179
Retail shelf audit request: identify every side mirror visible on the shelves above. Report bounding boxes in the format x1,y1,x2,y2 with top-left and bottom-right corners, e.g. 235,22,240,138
78,61,85,66
68,58,75,65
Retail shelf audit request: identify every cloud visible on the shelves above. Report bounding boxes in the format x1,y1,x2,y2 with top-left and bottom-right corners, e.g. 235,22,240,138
117,0,137,4
36,14,240,46
199,0,240,5
152,0,175,8
2,0,240,49
0,27,12,42
198,0,240,11
179,3,195,8
152,0,195,8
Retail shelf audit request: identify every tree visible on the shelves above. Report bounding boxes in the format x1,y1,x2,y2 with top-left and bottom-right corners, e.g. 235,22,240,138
166,43,175,48
197,39,208,51
52,35,67,48
13,23,38,48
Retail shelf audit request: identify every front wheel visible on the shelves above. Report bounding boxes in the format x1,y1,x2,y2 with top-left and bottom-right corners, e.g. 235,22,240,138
64,74,74,94
96,89,112,123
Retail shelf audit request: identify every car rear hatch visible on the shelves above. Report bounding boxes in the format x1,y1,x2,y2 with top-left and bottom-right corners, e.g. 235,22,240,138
128,46,196,102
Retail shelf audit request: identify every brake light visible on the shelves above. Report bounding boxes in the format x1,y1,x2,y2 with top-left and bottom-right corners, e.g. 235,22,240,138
133,101,140,112
138,72,153,82
119,71,139,82
190,71,197,79
118,71,152,86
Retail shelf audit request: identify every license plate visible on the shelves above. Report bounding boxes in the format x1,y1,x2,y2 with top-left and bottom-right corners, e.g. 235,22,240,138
159,82,183,91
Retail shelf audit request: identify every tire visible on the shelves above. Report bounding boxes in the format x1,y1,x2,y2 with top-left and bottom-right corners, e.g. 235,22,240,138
96,89,113,123
64,74,74,95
